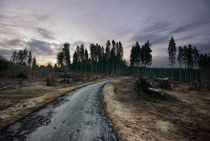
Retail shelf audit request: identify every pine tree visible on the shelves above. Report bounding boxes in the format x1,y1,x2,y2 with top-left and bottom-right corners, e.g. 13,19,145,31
183,46,187,83
11,51,18,64
192,46,199,81
57,52,64,67
144,40,152,69
130,42,141,75
63,43,70,67
32,56,37,69
90,43,96,72
18,50,24,65
168,37,176,80
199,53,210,68
84,49,89,71
186,44,194,82
130,46,135,68
28,51,32,68
23,48,28,66
110,40,116,74
105,40,111,74
116,41,123,74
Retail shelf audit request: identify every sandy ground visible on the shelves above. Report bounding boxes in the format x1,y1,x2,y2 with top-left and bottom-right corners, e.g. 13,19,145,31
0,78,107,130
103,77,210,141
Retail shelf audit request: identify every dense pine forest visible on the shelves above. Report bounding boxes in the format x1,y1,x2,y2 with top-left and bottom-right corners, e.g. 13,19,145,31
56,40,127,75
0,38,209,84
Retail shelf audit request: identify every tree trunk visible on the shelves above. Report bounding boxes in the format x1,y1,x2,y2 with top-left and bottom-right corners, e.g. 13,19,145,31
185,64,187,83
179,63,181,83
172,63,174,81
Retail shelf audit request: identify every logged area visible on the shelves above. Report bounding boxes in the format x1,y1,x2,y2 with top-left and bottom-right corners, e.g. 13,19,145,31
103,77,210,141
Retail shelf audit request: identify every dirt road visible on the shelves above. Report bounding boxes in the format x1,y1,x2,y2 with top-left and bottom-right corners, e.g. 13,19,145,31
0,81,119,141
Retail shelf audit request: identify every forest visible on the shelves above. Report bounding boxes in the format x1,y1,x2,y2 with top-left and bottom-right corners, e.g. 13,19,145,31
0,37,210,84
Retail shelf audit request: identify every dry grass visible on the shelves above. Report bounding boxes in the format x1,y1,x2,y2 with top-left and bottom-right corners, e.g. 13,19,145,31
0,78,107,130
103,77,210,141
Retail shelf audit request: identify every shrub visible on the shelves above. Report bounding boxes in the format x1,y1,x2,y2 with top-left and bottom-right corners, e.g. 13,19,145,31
0,56,10,71
16,72,28,80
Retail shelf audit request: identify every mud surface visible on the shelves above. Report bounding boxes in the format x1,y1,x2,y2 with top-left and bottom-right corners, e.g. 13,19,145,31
0,81,119,141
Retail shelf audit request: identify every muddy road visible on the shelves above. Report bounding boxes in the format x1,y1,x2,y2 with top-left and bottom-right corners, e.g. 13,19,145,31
0,81,119,141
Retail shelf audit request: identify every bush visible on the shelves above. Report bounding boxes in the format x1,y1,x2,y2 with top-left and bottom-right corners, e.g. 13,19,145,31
16,72,28,80
0,56,10,71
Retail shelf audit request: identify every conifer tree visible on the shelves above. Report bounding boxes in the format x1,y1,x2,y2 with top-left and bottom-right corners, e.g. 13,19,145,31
63,43,70,67
32,56,37,69
28,51,32,68
168,37,176,80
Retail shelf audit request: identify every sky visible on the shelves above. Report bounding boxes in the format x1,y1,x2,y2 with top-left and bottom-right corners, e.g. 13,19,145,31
0,0,210,67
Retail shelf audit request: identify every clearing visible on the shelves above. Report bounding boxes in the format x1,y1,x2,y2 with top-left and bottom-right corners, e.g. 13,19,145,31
103,77,210,141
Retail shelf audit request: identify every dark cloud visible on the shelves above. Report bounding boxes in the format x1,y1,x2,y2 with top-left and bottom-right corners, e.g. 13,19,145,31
194,43,210,53
130,22,172,45
0,38,23,50
0,49,13,58
26,39,54,55
131,32,169,45
171,20,210,34
142,22,172,33
37,28,54,39
131,19,210,47
6,39,21,46
177,34,197,41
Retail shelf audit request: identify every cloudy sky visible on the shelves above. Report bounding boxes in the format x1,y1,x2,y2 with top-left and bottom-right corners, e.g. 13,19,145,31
0,0,210,67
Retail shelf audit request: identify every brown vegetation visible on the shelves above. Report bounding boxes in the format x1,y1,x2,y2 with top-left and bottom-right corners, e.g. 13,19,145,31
103,77,210,141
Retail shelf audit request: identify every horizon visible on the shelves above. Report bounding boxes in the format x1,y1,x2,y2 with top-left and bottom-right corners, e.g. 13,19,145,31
0,0,210,67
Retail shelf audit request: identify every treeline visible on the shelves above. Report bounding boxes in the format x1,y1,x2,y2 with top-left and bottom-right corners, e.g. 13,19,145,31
57,40,128,75
11,48,37,68
168,37,210,82
0,48,40,79
130,40,152,75
1,37,209,83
